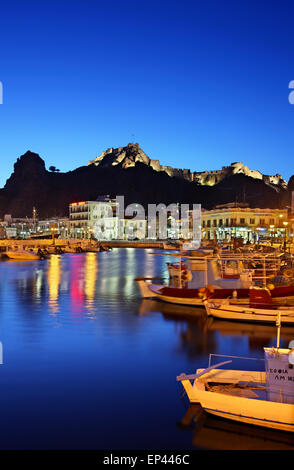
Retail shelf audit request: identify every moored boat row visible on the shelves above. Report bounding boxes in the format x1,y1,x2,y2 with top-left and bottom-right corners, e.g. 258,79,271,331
136,248,294,323
1,242,112,260
135,246,294,434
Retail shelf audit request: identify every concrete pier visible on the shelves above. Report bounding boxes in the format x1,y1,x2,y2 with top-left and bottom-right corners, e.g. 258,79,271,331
0,239,174,251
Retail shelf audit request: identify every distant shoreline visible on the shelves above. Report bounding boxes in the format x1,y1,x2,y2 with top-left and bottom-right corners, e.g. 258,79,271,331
0,238,179,250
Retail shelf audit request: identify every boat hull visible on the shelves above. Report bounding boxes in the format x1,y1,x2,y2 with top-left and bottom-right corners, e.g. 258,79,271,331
201,400,294,433
180,369,294,433
205,302,294,323
5,251,40,260
136,280,204,305
136,280,294,310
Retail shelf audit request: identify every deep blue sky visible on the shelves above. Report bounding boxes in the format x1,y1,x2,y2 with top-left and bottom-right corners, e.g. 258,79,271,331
0,0,293,187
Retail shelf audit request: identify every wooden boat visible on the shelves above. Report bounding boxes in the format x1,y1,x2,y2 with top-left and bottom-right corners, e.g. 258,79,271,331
205,287,294,323
162,241,180,250
136,256,254,306
63,245,85,253
136,278,294,309
136,249,294,309
177,322,294,432
5,248,42,260
136,280,206,306
179,405,294,450
43,246,64,254
99,244,111,252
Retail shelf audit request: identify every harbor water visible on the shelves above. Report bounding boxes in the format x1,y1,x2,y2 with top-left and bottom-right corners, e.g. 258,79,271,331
0,248,293,450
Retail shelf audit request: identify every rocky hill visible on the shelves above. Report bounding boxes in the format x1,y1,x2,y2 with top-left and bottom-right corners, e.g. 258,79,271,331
0,147,290,218
89,143,287,191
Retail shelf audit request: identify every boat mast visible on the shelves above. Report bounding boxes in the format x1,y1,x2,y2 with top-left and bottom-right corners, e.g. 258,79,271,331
33,207,37,232
276,312,281,350
179,244,182,289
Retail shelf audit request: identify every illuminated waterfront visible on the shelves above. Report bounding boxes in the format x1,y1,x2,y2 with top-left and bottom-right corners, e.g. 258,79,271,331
0,248,293,450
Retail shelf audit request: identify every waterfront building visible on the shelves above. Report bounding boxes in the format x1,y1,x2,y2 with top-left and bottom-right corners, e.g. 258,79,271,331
37,218,70,238
2,215,34,239
69,197,147,240
201,203,289,242
119,215,147,240
69,198,200,241
166,211,195,240
0,215,70,239
69,197,117,239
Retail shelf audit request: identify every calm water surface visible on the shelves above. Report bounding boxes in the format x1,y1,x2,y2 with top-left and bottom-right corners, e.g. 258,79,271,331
0,248,293,450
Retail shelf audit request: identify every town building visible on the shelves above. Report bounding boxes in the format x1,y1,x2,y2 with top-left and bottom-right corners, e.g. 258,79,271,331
1,215,34,239
0,214,70,239
69,197,118,239
69,197,147,240
37,218,70,238
201,203,289,243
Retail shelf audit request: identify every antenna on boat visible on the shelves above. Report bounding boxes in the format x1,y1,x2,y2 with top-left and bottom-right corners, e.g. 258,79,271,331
179,241,183,289
276,312,281,350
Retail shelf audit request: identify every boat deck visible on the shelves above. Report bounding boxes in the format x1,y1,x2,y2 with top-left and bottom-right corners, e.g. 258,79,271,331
206,382,267,400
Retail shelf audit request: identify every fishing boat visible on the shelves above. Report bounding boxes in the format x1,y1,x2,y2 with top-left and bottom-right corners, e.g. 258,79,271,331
5,247,42,260
177,317,294,432
136,255,253,305
162,241,180,250
62,246,83,253
99,244,111,252
179,404,294,450
205,287,294,323
136,254,294,307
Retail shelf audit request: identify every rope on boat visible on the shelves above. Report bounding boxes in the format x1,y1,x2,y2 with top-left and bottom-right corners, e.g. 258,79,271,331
208,353,265,368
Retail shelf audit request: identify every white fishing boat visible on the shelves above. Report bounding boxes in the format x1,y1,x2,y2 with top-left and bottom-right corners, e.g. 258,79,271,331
179,404,294,450
162,241,182,250
5,247,42,260
62,246,83,253
136,252,294,307
177,318,294,432
205,287,294,324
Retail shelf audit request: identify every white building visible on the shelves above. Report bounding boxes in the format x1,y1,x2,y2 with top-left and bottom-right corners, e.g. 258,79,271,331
201,203,289,242
69,198,147,240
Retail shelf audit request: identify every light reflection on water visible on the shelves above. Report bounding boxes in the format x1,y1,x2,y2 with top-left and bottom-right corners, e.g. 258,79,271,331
48,255,61,314
0,248,293,450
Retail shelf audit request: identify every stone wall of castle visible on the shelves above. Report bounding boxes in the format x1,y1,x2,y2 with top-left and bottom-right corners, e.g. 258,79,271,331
88,144,287,189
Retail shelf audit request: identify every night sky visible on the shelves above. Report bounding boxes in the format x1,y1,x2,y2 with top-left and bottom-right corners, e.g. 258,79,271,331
0,0,293,186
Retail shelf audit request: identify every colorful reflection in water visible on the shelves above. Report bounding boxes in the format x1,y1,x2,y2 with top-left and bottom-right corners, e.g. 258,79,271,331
84,253,98,314
48,255,61,314
0,248,292,450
